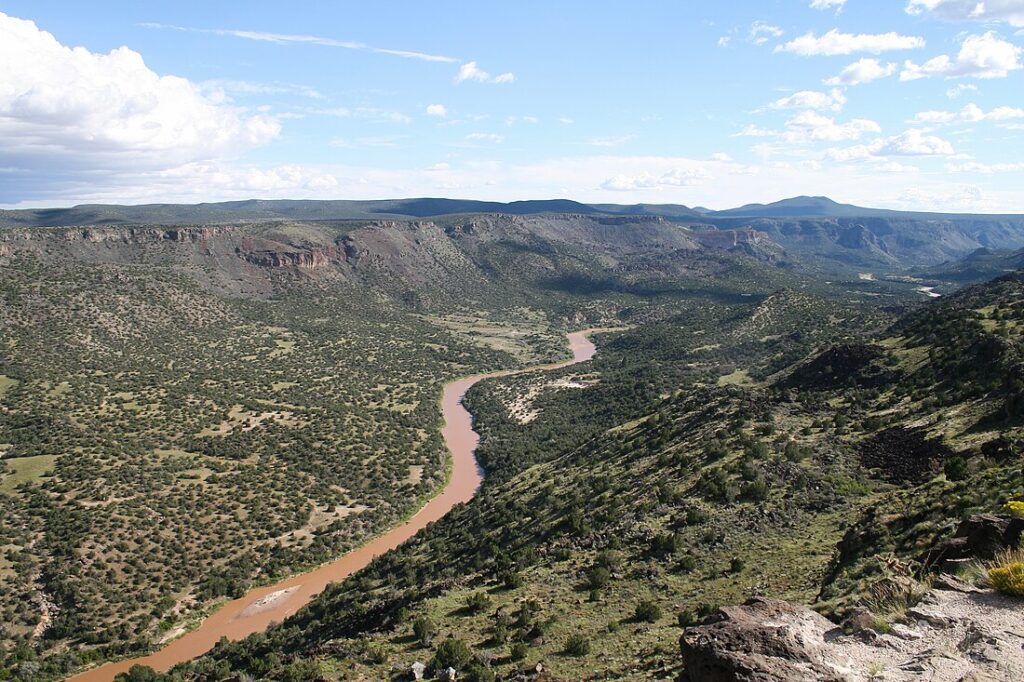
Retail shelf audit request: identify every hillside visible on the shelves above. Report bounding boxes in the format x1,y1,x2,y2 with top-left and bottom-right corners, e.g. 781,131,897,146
139,269,1024,682
0,211,901,679
6,197,1024,274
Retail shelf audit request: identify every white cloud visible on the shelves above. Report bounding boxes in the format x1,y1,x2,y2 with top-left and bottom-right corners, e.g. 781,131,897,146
717,36,732,47
749,21,784,45
825,58,897,85
811,0,848,10
947,160,1024,172
781,111,881,142
906,0,1024,27
141,22,458,62
910,102,1024,124
901,32,1023,79
826,128,955,161
601,166,710,191
588,134,636,147
0,12,279,179
776,29,926,55
768,88,847,111
710,152,734,162
558,117,575,124
946,82,979,97
455,61,515,84
426,104,447,118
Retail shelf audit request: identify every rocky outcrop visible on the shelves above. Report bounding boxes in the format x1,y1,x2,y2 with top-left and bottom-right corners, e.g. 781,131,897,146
680,597,846,681
239,249,333,269
920,513,1024,571
681,589,1024,681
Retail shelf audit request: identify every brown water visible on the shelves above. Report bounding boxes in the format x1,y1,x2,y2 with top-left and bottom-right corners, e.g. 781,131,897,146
69,329,600,681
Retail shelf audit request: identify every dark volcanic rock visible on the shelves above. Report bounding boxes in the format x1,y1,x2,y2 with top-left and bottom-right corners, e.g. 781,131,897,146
919,513,1024,571
858,427,955,484
679,597,845,681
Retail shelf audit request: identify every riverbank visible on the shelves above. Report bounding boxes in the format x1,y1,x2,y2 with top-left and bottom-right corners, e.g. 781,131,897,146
68,328,603,681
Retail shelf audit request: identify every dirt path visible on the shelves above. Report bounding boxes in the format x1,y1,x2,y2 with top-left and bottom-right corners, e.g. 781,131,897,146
68,329,603,681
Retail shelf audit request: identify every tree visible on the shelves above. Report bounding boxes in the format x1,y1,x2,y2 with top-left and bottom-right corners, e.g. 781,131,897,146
433,637,473,672
412,616,437,647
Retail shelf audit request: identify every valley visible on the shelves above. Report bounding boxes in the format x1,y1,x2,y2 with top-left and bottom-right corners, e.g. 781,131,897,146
0,202,1022,681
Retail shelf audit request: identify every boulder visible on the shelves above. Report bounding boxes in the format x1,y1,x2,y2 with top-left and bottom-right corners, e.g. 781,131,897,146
679,597,847,681
920,513,1024,570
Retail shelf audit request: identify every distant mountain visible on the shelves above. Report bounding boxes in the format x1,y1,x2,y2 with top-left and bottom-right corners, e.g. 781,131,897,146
4,195,1024,272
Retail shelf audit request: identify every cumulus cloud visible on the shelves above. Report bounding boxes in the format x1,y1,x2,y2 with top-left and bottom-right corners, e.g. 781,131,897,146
901,32,1022,79
776,29,926,55
781,111,881,142
906,0,1024,27
0,11,279,178
910,102,1024,124
825,58,897,85
425,104,447,117
768,88,847,111
601,166,710,191
826,129,955,162
455,61,515,84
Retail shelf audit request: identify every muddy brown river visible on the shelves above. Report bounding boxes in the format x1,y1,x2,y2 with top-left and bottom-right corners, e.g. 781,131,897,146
69,329,600,681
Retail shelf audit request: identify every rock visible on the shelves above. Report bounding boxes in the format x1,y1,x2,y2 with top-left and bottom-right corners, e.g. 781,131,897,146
679,597,847,681
920,514,1024,570
411,661,426,680
932,573,982,594
840,606,876,634
440,666,458,682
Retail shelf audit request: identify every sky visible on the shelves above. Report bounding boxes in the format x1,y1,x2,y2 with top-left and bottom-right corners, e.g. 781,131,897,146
1,1,1023,211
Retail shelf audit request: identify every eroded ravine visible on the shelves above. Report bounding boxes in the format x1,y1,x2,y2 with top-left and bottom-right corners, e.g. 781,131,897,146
69,329,601,681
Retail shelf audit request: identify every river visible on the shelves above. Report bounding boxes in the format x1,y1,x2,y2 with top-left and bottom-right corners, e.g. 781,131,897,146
69,329,600,681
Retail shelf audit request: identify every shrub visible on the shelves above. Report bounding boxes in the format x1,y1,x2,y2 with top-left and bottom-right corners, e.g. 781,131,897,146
943,457,968,481
1005,500,1024,518
634,599,662,623
433,637,474,671
564,633,590,656
988,548,1024,597
509,641,528,660
587,566,611,590
465,592,492,614
412,616,437,647
730,557,745,573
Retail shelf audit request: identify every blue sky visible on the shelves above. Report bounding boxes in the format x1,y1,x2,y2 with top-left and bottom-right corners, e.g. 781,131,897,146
1,1,1022,211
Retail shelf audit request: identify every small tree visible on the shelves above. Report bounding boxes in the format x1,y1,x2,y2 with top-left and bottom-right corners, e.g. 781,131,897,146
412,616,437,647
432,637,473,672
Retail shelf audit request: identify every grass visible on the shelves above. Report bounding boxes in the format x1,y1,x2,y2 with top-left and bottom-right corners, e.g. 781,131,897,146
716,369,753,386
0,455,58,494
0,374,17,399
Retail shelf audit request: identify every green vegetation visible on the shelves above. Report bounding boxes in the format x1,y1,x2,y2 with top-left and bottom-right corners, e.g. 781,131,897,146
6,214,1024,681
